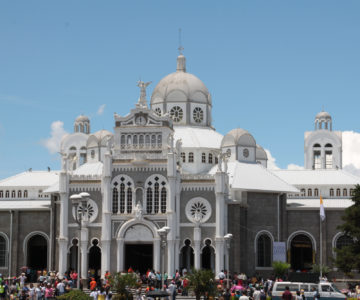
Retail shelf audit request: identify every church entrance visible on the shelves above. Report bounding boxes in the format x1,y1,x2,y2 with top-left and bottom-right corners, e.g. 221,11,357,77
180,239,194,272
290,234,313,271
88,239,101,279
27,235,47,270
125,244,153,273
201,239,215,270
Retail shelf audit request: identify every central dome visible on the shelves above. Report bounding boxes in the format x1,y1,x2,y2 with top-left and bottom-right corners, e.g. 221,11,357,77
150,54,212,127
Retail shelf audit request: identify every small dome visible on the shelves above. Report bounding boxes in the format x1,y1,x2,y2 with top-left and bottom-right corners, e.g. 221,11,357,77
75,115,90,122
221,128,256,148
315,111,331,120
256,145,267,160
93,130,113,140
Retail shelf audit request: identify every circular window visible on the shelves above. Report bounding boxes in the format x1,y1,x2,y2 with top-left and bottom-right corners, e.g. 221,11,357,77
154,107,162,116
170,106,183,122
243,148,249,158
72,198,98,223
185,197,212,223
193,107,204,123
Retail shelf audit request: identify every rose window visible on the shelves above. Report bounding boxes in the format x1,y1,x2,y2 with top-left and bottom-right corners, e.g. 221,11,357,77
185,197,212,223
170,106,183,122
72,199,98,223
193,107,204,123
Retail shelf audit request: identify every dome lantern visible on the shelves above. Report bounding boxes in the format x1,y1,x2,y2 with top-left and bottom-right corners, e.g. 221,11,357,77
314,110,332,131
74,115,90,134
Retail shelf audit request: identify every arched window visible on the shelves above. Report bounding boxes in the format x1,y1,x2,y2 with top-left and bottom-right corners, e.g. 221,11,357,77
257,234,272,267
300,189,305,197
5,191,9,198
133,135,138,148
336,189,341,197
0,191,3,198
127,135,132,145
350,189,354,196
208,153,213,164
151,135,156,148
0,235,7,267
145,175,168,214
343,189,347,197
11,190,15,198
307,189,312,197
24,190,28,198
188,152,194,163
201,153,206,163
330,188,334,197
181,152,186,163
157,135,162,147
112,175,134,214
336,235,354,250
314,189,319,197
120,135,125,148
215,156,218,164
145,135,150,147
139,135,144,148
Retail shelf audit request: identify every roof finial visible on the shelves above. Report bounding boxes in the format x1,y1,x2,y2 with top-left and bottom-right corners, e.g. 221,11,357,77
178,28,184,55
322,105,324,112
136,80,151,108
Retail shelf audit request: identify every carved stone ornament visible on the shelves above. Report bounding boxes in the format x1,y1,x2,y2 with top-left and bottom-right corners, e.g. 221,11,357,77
134,202,143,220
185,197,212,224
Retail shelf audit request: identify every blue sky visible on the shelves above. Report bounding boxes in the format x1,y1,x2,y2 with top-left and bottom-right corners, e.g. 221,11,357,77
1,1,360,179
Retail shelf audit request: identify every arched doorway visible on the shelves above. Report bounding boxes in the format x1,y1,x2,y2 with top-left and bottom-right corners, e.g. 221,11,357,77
180,239,194,272
290,234,314,271
124,224,153,273
88,239,101,278
68,239,78,271
27,234,47,270
201,239,215,270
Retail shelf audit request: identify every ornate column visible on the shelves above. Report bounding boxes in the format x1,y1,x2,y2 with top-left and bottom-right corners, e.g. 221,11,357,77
116,238,124,272
194,225,201,269
101,147,112,277
80,226,89,280
58,155,69,276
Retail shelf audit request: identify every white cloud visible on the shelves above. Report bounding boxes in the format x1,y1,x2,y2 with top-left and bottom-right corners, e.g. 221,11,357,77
342,131,360,175
287,163,304,170
41,121,68,154
265,149,280,170
97,104,106,115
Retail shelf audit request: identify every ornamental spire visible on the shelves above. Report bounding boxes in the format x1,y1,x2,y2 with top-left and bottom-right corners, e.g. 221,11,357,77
176,28,186,72
136,80,151,108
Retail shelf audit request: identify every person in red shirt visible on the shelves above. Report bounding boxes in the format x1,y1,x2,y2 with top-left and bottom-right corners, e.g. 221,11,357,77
282,286,293,300
90,278,97,291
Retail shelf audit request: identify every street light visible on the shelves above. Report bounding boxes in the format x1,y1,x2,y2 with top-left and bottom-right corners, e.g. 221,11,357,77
70,192,90,289
157,226,170,290
224,233,233,290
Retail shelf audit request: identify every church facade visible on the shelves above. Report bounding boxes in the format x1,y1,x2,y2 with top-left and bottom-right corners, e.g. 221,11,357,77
0,52,359,279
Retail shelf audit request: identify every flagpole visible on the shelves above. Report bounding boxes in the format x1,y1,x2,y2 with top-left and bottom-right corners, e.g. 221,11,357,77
320,212,322,279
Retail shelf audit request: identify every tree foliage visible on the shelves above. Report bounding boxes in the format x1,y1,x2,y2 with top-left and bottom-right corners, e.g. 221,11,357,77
57,290,92,300
187,269,217,300
335,184,360,273
109,272,138,296
311,264,331,275
272,261,290,278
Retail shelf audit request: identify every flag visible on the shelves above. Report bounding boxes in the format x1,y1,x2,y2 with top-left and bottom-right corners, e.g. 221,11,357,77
320,195,325,221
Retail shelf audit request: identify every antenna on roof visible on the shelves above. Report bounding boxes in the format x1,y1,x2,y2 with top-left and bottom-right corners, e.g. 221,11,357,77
178,28,184,55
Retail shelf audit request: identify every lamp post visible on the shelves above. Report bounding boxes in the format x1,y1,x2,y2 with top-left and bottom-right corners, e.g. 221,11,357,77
70,192,90,289
157,226,170,290
224,233,233,290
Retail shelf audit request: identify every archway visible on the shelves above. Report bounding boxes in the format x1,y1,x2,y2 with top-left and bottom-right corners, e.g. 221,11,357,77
201,239,215,270
27,235,47,270
290,234,313,271
88,239,101,279
180,239,194,272
124,224,154,273
68,239,78,271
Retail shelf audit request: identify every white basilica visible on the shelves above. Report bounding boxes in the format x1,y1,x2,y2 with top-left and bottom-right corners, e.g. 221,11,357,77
0,51,359,279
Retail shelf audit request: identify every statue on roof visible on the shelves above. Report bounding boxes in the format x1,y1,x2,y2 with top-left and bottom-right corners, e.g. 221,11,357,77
137,80,151,108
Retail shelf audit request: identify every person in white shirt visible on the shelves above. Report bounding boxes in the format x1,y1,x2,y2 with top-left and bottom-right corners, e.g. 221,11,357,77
253,288,261,300
90,289,99,300
57,281,65,296
240,291,249,300
218,270,225,280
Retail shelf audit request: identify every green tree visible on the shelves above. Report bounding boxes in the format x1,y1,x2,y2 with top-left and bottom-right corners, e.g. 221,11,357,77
272,261,290,278
187,269,217,300
57,290,92,300
335,184,360,273
109,272,138,298
311,264,331,275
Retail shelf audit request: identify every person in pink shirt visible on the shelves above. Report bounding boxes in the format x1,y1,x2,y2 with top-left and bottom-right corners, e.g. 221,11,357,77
45,284,54,300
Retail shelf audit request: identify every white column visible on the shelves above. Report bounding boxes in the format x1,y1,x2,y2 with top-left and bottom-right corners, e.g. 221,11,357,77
154,238,161,272
215,238,225,276
167,239,175,276
58,165,69,276
174,239,180,273
194,226,201,269
80,227,89,279
116,239,124,272
101,151,112,277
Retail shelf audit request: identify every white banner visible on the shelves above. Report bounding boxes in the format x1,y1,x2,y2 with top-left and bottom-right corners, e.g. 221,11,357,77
273,242,287,262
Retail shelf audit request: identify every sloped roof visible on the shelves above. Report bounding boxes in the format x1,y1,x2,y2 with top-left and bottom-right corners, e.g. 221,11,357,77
173,126,223,149
0,171,59,188
209,161,298,193
72,162,103,176
287,198,353,210
272,169,360,186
